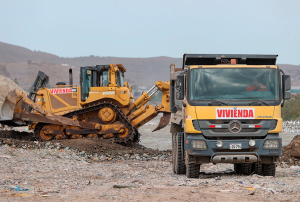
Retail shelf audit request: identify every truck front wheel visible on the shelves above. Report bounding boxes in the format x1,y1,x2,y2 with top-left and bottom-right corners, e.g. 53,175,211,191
173,133,186,174
234,163,252,175
172,133,176,173
252,162,262,175
262,163,276,176
186,162,200,178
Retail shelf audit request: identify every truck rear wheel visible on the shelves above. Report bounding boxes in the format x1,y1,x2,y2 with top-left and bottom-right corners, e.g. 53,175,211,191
173,133,186,174
262,163,276,176
252,162,262,175
186,162,200,178
234,163,252,175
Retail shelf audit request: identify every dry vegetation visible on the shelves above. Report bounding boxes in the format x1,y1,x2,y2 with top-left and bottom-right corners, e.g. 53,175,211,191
282,94,300,120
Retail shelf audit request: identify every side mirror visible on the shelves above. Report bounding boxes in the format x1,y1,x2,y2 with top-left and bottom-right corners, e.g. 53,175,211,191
282,75,291,100
176,73,184,100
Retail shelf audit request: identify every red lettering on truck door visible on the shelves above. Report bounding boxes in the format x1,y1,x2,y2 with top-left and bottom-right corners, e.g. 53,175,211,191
249,110,254,118
217,110,222,117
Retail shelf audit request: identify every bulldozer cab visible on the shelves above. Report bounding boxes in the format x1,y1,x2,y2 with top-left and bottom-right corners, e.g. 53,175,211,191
80,64,126,101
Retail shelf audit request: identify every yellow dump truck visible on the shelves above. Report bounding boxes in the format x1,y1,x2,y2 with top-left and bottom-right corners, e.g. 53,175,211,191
0,64,171,143
170,54,291,178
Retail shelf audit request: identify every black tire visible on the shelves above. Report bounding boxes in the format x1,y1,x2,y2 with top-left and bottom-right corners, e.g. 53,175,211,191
234,163,252,175
234,164,241,174
252,162,262,175
186,162,200,178
262,163,276,176
172,133,177,173
173,133,186,174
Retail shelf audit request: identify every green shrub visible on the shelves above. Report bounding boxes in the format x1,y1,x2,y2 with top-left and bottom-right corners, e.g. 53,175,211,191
282,94,300,120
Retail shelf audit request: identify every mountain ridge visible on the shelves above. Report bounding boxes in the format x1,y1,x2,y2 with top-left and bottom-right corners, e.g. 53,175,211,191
0,41,299,90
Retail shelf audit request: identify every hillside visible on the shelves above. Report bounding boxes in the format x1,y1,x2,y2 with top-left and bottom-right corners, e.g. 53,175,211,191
0,41,60,64
0,41,299,90
277,64,300,86
0,41,182,89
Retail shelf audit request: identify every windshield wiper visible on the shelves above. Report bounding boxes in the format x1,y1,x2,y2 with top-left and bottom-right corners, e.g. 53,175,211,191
203,98,229,106
234,96,269,106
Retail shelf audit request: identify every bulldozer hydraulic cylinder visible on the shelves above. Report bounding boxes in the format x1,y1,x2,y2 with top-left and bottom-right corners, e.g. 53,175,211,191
128,106,146,120
131,92,150,109
155,81,170,91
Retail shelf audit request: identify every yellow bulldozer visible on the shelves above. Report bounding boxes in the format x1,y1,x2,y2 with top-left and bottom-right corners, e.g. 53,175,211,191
0,64,171,143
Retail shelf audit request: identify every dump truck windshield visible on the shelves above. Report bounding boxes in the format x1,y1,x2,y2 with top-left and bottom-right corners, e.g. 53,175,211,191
190,68,278,101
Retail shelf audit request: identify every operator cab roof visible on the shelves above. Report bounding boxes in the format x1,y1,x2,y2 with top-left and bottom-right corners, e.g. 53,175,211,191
183,54,278,69
81,64,126,72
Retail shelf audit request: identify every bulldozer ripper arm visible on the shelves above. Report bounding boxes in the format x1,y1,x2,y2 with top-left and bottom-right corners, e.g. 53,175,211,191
152,112,171,132
130,104,171,131
129,81,170,111
128,81,171,131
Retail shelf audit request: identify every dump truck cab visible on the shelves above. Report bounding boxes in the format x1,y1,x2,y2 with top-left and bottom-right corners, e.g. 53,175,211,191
170,54,291,178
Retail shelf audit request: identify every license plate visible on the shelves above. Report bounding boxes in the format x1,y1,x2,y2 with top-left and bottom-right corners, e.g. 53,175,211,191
230,143,242,150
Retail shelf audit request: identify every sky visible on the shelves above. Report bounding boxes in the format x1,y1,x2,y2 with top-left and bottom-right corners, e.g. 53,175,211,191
0,0,300,64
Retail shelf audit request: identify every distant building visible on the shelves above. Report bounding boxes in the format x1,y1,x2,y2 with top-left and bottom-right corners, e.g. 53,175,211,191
61,63,69,67
138,85,147,90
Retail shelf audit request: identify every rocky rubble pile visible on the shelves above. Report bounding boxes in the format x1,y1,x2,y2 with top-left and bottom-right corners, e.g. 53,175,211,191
282,135,300,166
0,130,172,162
0,75,24,108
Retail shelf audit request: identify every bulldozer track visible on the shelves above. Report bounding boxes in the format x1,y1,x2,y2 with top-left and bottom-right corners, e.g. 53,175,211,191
34,102,139,143
64,102,137,143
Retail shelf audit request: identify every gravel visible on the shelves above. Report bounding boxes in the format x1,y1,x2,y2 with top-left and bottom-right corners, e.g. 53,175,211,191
0,138,300,201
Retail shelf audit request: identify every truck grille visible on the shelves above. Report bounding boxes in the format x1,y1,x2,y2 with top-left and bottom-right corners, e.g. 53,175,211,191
211,128,259,133
205,136,265,140
208,120,263,124
213,148,259,153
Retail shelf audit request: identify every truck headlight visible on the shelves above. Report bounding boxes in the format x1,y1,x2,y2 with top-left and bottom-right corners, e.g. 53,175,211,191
263,139,279,149
249,140,256,147
191,140,207,150
216,141,223,148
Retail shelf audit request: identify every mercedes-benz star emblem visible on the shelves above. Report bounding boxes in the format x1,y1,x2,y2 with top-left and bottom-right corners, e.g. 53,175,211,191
229,120,242,133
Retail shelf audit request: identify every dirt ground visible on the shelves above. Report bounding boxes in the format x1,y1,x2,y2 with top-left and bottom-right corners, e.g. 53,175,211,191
0,144,300,202
0,130,170,158
0,131,300,201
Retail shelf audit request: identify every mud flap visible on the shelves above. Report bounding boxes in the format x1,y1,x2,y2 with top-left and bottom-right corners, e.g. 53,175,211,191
152,112,171,132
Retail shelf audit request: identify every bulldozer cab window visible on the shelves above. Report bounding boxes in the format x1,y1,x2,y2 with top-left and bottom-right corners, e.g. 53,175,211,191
102,71,109,86
81,69,92,101
117,71,124,87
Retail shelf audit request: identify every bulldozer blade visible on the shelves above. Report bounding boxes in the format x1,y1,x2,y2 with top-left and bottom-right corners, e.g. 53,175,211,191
152,112,171,132
0,90,18,121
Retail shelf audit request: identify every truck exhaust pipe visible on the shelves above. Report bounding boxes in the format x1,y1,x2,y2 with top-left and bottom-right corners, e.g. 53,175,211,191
69,68,73,85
